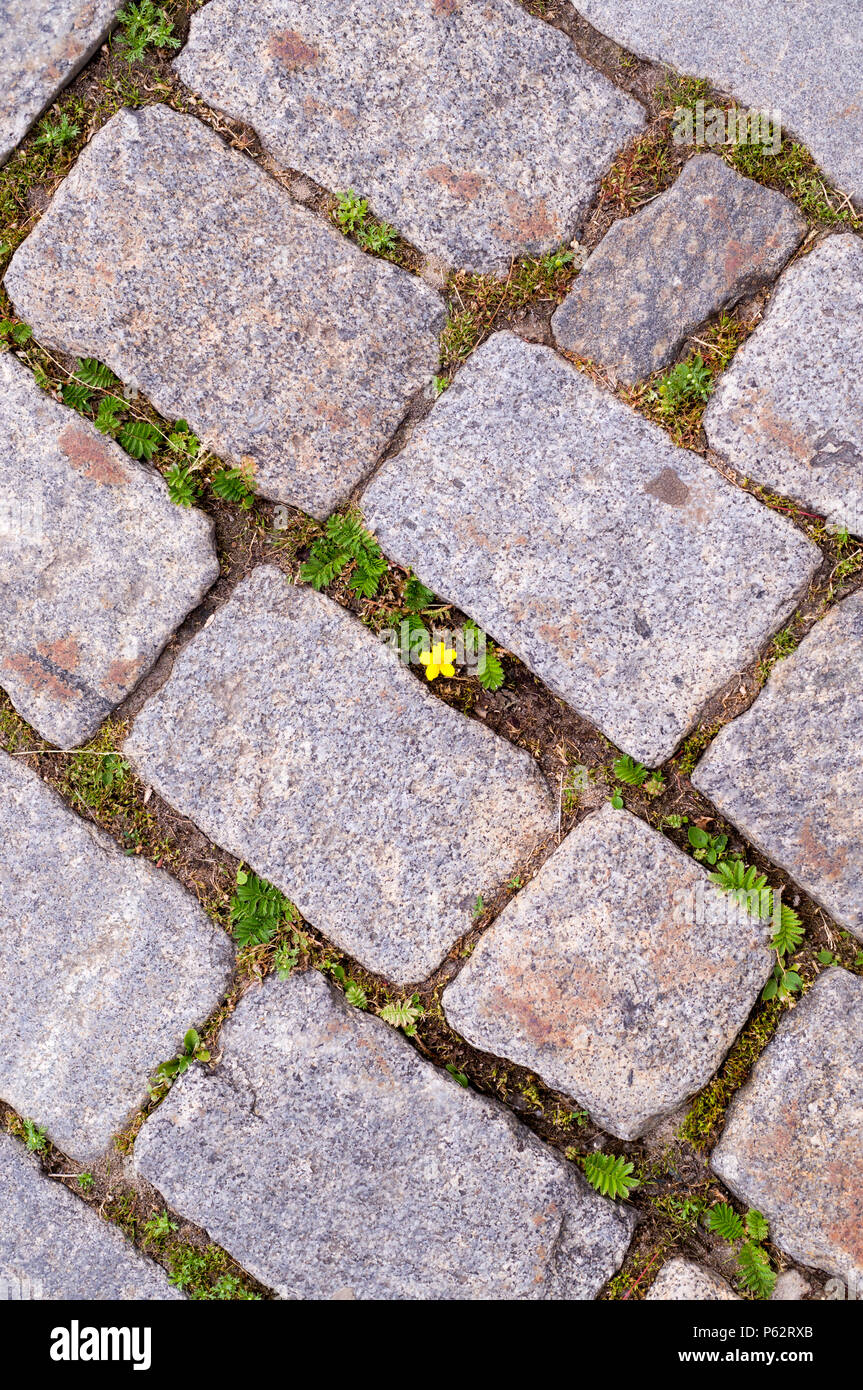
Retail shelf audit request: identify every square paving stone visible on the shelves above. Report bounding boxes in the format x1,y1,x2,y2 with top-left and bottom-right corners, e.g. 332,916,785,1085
0,752,235,1163
134,969,635,1299
711,968,863,1286
573,2,863,206
0,353,218,747
0,3,121,167
645,1258,739,1301
442,804,772,1140
552,154,804,383
3,104,444,519
0,1133,181,1300
361,332,820,766
173,0,645,274
123,567,555,983
693,591,863,942
704,236,863,537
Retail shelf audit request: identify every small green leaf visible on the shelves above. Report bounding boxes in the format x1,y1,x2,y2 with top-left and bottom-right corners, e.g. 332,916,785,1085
745,1209,769,1242
707,1202,745,1242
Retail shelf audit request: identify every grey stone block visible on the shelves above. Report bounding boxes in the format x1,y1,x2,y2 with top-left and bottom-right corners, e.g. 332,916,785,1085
0,752,235,1162
134,969,635,1299
174,0,645,273
704,235,863,537
646,1258,740,1301
124,568,555,983
0,2,121,166
0,1132,181,1300
711,968,863,1287
0,353,218,747
3,104,444,518
693,591,863,942
552,154,804,382
361,332,820,765
443,805,772,1139
573,1,863,206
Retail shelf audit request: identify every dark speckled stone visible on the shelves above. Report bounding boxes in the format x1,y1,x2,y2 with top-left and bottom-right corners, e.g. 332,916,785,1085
134,969,636,1299
4,104,444,518
552,155,805,383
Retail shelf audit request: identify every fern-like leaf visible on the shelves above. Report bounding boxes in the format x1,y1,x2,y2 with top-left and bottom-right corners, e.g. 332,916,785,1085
477,647,505,692
94,394,125,436
770,902,804,955
211,466,256,508
229,868,287,947
582,1152,638,1200
61,381,92,412
118,419,161,460
404,576,435,612
75,357,121,390
707,1202,745,1242
165,463,200,508
737,1241,776,1298
745,1209,769,1242
613,755,649,787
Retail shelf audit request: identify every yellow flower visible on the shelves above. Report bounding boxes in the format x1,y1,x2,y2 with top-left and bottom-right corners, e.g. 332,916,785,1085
419,640,457,680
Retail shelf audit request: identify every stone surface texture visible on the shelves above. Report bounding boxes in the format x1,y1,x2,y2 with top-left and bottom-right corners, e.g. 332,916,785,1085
772,1270,811,1301
3,104,444,519
442,804,772,1139
0,1133,181,1300
134,969,635,1299
124,568,555,983
0,2,121,166
646,1258,740,1301
552,155,804,382
693,591,863,942
0,752,235,1162
174,0,645,273
704,235,863,536
362,333,820,765
0,353,218,747
711,968,863,1286
573,1,863,205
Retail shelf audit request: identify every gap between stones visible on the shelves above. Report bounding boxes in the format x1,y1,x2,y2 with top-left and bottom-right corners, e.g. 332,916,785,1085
1,0,861,1298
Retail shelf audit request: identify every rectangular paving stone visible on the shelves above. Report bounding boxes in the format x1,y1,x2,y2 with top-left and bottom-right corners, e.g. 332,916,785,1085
0,752,235,1163
693,591,863,942
711,968,863,1287
552,154,805,382
573,1,863,205
0,1133,181,1300
443,804,772,1140
361,332,820,766
123,567,555,983
646,1258,739,1301
704,236,863,537
0,353,218,747
0,2,121,166
3,104,444,519
134,969,635,1299
173,0,645,274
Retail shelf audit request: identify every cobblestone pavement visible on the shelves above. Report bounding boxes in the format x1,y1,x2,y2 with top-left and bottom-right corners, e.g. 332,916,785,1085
0,0,861,1304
